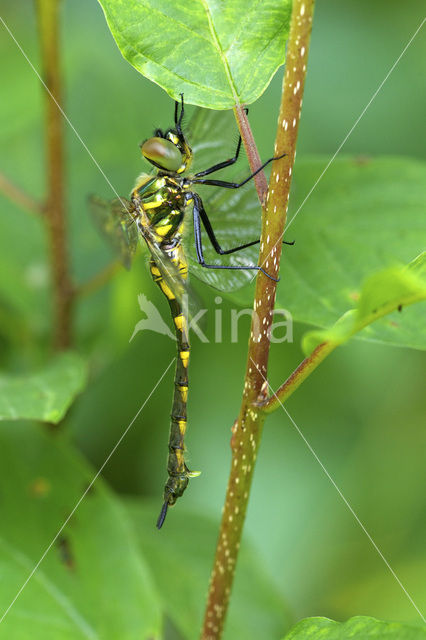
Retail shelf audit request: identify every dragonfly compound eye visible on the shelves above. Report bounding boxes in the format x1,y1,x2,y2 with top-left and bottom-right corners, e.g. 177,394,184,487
141,137,183,172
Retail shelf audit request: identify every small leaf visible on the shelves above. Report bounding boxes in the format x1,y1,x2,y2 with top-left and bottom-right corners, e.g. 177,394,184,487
282,615,426,639
0,352,88,423
302,255,426,354
96,0,291,108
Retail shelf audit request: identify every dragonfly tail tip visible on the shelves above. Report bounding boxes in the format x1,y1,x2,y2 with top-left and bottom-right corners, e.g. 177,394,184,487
156,500,169,529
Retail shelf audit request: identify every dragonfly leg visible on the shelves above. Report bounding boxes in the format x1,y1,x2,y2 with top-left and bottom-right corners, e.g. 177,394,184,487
174,93,184,135
190,151,286,189
187,193,294,251
193,135,243,178
190,192,260,255
191,193,279,282
193,110,253,178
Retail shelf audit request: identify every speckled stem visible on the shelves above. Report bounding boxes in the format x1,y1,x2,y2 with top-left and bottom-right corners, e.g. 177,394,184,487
36,0,74,350
201,2,315,638
259,0,315,274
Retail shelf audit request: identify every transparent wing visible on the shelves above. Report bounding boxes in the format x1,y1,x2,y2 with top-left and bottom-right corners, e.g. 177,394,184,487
143,228,202,321
89,193,202,315
185,107,264,291
88,195,138,270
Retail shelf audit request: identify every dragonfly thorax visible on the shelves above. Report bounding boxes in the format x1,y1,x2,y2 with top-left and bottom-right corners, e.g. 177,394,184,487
132,174,188,243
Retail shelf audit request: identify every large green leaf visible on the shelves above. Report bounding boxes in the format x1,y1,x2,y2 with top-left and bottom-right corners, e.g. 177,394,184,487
0,421,161,639
126,500,293,640
96,0,291,108
0,353,88,423
282,615,426,639
302,254,426,353
231,156,426,349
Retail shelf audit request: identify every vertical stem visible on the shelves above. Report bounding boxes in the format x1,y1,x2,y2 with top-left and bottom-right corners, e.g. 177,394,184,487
266,0,314,241
201,2,315,638
36,0,73,349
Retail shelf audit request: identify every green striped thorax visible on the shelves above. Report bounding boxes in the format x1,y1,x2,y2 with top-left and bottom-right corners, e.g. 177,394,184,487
140,128,192,175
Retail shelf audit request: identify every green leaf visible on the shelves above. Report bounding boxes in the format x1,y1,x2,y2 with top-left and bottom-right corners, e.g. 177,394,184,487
96,0,291,108
302,254,426,353
283,157,426,350
230,156,426,349
0,353,88,423
282,615,426,639
126,500,293,640
0,421,161,639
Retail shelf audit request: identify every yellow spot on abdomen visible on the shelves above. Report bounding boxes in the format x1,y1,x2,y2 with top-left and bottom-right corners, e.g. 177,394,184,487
174,314,186,331
180,350,189,368
159,281,175,300
150,265,161,277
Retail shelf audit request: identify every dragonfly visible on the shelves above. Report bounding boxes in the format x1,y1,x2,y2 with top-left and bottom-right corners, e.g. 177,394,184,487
90,95,290,528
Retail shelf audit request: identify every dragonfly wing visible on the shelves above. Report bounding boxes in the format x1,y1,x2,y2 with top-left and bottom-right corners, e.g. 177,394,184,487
142,227,202,321
110,198,139,256
88,195,138,270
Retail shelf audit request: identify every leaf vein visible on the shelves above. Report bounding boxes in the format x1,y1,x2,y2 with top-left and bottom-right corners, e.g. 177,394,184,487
199,0,239,103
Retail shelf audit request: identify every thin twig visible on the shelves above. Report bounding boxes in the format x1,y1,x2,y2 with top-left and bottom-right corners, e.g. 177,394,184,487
261,341,334,413
0,172,44,215
201,2,315,638
75,260,121,298
36,0,73,349
261,281,426,414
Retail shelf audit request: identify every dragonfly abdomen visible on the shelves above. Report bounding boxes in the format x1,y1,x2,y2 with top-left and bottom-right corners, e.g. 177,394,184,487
150,254,199,529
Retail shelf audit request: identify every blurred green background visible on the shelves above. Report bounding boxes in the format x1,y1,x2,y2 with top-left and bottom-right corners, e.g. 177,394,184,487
0,0,425,632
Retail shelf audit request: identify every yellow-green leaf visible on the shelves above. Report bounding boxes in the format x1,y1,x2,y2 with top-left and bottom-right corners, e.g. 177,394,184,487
96,0,291,108
282,615,426,639
302,254,426,354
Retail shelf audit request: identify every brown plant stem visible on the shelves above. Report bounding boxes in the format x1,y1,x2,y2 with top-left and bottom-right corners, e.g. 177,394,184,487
36,0,73,349
0,172,44,215
201,2,315,638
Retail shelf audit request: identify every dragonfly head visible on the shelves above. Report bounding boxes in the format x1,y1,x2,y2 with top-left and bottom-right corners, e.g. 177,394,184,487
141,128,192,175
